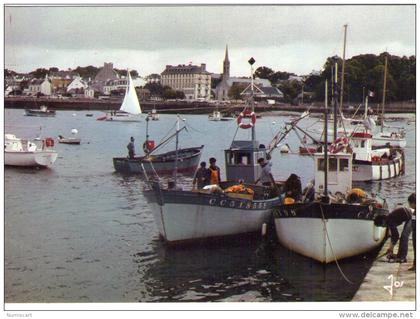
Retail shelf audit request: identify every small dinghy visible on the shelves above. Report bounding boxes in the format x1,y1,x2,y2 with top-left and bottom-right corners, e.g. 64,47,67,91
58,135,81,145
58,129,81,145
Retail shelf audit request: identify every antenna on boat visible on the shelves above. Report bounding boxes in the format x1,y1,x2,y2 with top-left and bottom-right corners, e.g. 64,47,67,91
323,79,329,202
173,114,180,187
380,54,388,133
248,57,256,142
332,55,339,142
339,24,348,116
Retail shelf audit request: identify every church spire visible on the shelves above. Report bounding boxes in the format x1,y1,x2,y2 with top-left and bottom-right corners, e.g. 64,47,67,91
223,44,230,79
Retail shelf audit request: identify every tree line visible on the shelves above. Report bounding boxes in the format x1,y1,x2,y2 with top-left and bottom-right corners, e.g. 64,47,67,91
254,52,415,104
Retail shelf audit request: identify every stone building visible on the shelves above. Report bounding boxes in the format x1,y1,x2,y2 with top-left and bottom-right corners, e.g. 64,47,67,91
161,63,212,100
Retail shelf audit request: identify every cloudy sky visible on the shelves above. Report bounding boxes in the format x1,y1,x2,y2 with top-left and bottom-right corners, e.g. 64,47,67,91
5,5,415,77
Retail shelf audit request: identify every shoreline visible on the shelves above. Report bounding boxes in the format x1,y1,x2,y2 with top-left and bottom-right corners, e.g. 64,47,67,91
4,97,416,114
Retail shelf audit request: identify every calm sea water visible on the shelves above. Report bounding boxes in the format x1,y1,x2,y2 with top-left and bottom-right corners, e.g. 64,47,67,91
4,108,416,303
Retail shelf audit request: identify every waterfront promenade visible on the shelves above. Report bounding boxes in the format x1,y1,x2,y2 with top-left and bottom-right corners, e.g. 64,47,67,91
352,238,415,302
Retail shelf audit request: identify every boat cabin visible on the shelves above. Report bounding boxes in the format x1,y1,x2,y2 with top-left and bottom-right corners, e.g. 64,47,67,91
314,150,352,196
349,132,373,162
224,140,266,184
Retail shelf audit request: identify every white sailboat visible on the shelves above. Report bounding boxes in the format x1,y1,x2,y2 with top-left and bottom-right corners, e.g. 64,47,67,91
101,71,142,122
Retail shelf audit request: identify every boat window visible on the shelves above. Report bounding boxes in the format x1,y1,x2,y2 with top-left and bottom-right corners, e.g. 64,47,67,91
317,158,325,171
339,158,349,171
235,152,251,165
361,140,365,147
328,158,338,171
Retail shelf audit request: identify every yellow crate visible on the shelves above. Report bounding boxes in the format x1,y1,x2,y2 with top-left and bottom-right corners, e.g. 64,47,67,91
226,192,254,200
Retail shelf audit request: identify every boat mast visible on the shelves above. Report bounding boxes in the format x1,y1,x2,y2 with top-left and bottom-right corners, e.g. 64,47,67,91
323,79,329,201
173,114,180,186
339,24,348,116
381,55,388,133
248,57,256,142
332,55,339,141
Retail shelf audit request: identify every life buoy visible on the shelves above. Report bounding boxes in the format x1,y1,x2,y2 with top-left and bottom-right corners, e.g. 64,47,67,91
329,137,349,153
143,140,155,153
45,137,54,147
237,110,257,129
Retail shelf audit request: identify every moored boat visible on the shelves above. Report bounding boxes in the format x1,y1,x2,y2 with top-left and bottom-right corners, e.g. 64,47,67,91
58,135,81,145
24,105,56,117
143,58,283,243
113,146,204,175
5,134,58,167
273,72,388,263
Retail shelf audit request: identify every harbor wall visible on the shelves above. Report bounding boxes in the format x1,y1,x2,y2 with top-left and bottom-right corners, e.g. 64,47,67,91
4,97,416,114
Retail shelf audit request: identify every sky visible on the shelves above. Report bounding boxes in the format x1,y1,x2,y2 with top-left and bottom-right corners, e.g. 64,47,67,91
4,4,416,77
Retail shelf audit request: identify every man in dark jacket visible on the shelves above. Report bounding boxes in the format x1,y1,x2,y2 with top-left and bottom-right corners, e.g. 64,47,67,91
193,161,210,189
383,194,415,263
127,137,135,159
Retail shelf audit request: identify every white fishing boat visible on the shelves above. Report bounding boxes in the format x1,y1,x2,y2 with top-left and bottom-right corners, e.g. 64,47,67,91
208,110,221,121
274,76,388,263
97,71,142,122
372,131,406,148
143,58,284,243
147,108,159,121
5,134,58,167
350,131,404,181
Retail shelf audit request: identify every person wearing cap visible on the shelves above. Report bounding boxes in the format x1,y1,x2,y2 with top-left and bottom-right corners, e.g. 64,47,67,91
208,157,221,185
127,136,135,159
193,161,210,189
255,157,274,187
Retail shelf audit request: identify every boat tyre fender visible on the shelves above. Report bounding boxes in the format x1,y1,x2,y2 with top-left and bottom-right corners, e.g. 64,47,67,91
237,111,256,129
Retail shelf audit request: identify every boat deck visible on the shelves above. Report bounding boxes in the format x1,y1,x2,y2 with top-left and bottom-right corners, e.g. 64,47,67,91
352,237,415,302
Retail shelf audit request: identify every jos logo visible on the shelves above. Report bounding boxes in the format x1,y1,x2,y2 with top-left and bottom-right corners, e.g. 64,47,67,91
383,274,404,296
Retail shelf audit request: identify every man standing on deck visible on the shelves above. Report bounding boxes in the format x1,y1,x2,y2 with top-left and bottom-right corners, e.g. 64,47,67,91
127,137,135,159
255,157,275,187
208,157,221,185
193,161,210,189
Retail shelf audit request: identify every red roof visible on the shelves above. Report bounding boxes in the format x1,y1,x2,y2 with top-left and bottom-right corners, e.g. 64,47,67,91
351,132,372,138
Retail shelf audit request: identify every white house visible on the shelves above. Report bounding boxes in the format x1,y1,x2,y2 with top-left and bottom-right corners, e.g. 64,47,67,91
40,74,52,96
67,77,88,92
84,87,95,99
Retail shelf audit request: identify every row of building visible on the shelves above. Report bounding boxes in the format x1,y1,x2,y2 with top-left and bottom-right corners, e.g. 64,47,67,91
6,46,318,101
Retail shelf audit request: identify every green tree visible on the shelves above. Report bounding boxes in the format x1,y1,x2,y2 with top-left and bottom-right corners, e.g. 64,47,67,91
254,66,274,80
228,83,247,100
30,68,49,79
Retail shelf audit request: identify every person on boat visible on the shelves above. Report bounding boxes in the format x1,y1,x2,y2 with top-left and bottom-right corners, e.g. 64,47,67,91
255,157,275,187
408,193,416,271
207,157,221,185
379,195,415,263
283,173,302,202
193,161,210,189
127,137,135,159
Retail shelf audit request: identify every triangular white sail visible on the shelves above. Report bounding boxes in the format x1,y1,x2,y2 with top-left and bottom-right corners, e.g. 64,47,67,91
120,72,142,115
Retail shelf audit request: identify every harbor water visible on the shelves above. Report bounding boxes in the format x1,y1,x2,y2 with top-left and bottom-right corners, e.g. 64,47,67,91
5,108,416,302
